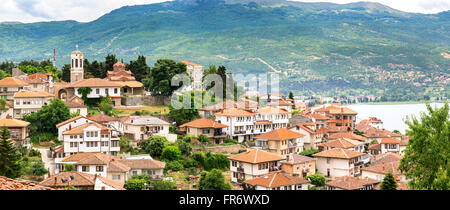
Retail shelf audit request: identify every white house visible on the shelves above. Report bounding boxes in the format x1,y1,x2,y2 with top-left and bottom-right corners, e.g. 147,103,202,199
56,116,96,143
228,149,284,183
120,115,174,142
325,176,380,190
289,122,327,150
313,148,365,178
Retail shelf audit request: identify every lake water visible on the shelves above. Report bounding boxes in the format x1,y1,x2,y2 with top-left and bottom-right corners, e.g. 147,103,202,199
345,103,445,134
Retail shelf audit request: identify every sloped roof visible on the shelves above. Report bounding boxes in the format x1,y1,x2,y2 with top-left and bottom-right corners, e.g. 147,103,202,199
70,78,123,88
320,138,364,149
381,137,401,144
228,149,284,164
0,77,29,87
0,176,53,190
62,123,110,135
328,132,366,141
118,159,166,169
179,118,228,129
313,148,365,159
121,116,170,125
244,172,309,188
215,108,256,117
40,172,96,188
56,116,90,128
107,160,131,172
326,176,379,190
0,118,30,127
181,61,202,67
61,153,113,165
14,90,54,98
362,160,403,176
97,176,125,190
370,152,403,165
281,154,315,165
356,124,403,138
88,113,119,123
254,128,305,141
258,107,290,114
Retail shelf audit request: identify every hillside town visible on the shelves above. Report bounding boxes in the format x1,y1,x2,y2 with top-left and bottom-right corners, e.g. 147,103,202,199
0,49,441,191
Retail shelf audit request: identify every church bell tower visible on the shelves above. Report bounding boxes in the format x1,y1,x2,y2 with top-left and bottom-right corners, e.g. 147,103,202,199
70,45,84,83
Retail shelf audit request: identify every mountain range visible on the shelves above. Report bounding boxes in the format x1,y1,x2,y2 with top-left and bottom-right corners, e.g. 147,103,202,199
0,0,448,97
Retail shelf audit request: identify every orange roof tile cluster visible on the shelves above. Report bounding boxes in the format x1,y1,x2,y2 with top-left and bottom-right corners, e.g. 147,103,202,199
320,138,364,149
281,154,315,165
292,123,327,134
116,81,143,88
62,153,114,165
328,107,358,115
368,144,381,151
118,159,166,169
62,123,110,135
0,176,53,190
244,172,309,188
40,172,96,188
70,78,123,88
313,148,365,159
303,113,329,120
362,160,403,176
254,128,305,141
97,176,125,190
200,99,258,111
326,176,379,190
14,90,54,98
229,149,284,164
328,132,365,141
56,116,91,128
370,152,403,165
179,118,228,129
0,118,30,127
0,77,29,87
215,108,256,117
356,124,403,138
88,113,119,123
360,117,383,125
268,100,293,107
258,107,290,114
107,160,131,172
381,137,401,144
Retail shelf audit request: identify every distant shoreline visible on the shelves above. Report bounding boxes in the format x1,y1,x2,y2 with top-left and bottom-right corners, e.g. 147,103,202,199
346,101,446,106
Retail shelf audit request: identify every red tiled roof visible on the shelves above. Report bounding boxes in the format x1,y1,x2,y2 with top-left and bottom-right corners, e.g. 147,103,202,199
229,149,284,164
244,172,309,188
0,176,53,190
328,132,365,141
326,176,379,190
254,128,305,141
179,118,228,129
313,148,365,159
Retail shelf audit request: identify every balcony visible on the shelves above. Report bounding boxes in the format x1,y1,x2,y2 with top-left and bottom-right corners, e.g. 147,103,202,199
288,142,297,148
237,166,244,173
269,165,281,172
353,161,364,167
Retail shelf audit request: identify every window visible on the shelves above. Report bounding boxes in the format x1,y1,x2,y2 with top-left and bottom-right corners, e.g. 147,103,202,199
96,89,100,94
82,166,89,172
114,88,118,94
112,175,121,180
96,166,104,172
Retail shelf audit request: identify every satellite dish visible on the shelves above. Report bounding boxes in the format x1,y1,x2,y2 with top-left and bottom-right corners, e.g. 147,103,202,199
70,175,74,180
61,178,67,183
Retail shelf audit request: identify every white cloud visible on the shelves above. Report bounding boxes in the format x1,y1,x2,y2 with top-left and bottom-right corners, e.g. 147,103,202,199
0,0,448,23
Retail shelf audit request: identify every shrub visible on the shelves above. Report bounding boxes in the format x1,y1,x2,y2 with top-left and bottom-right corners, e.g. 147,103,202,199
31,162,48,176
144,136,169,157
203,152,229,171
299,149,319,157
150,180,177,190
306,174,326,187
177,139,192,155
165,161,184,172
132,174,150,180
181,157,199,168
198,135,210,144
192,152,206,167
161,146,181,161
198,169,232,190
64,164,75,172
124,179,148,190
28,149,41,157
224,139,238,144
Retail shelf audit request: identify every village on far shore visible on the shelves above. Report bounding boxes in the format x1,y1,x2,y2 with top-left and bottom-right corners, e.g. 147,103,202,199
0,49,411,191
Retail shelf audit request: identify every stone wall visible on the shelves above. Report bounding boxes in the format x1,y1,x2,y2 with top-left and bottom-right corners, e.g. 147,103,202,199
122,95,172,106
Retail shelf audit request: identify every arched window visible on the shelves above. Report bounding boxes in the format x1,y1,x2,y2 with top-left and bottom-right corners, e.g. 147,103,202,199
72,59,74,68
75,59,78,68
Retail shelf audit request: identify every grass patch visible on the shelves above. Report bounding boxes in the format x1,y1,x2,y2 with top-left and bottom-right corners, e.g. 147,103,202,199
115,105,169,117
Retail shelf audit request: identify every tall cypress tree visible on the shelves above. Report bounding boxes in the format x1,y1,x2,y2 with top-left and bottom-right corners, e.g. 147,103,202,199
381,172,398,190
0,127,23,179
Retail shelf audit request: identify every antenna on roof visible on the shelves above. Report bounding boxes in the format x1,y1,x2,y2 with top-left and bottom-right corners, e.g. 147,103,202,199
76,45,79,51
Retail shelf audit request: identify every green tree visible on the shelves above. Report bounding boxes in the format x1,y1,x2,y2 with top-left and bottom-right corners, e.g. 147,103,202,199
289,92,294,100
77,87,93,104
198,169,232,190
144,136,169,158
104,54,118,77
399,102,449,190
380,172,398,190
31,161,48,177
23,98,71,135
177,139,192,156
168,91,201,125
99,96,113,116
306,174,326,187
203,152,229,171
61,64,71,82
143,59,187,95
161,146,181,161
127,55,150,82
64,164,75,172
0,127,23,178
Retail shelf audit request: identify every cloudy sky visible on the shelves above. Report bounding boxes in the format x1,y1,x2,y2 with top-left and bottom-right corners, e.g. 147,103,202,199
0,0,449,23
